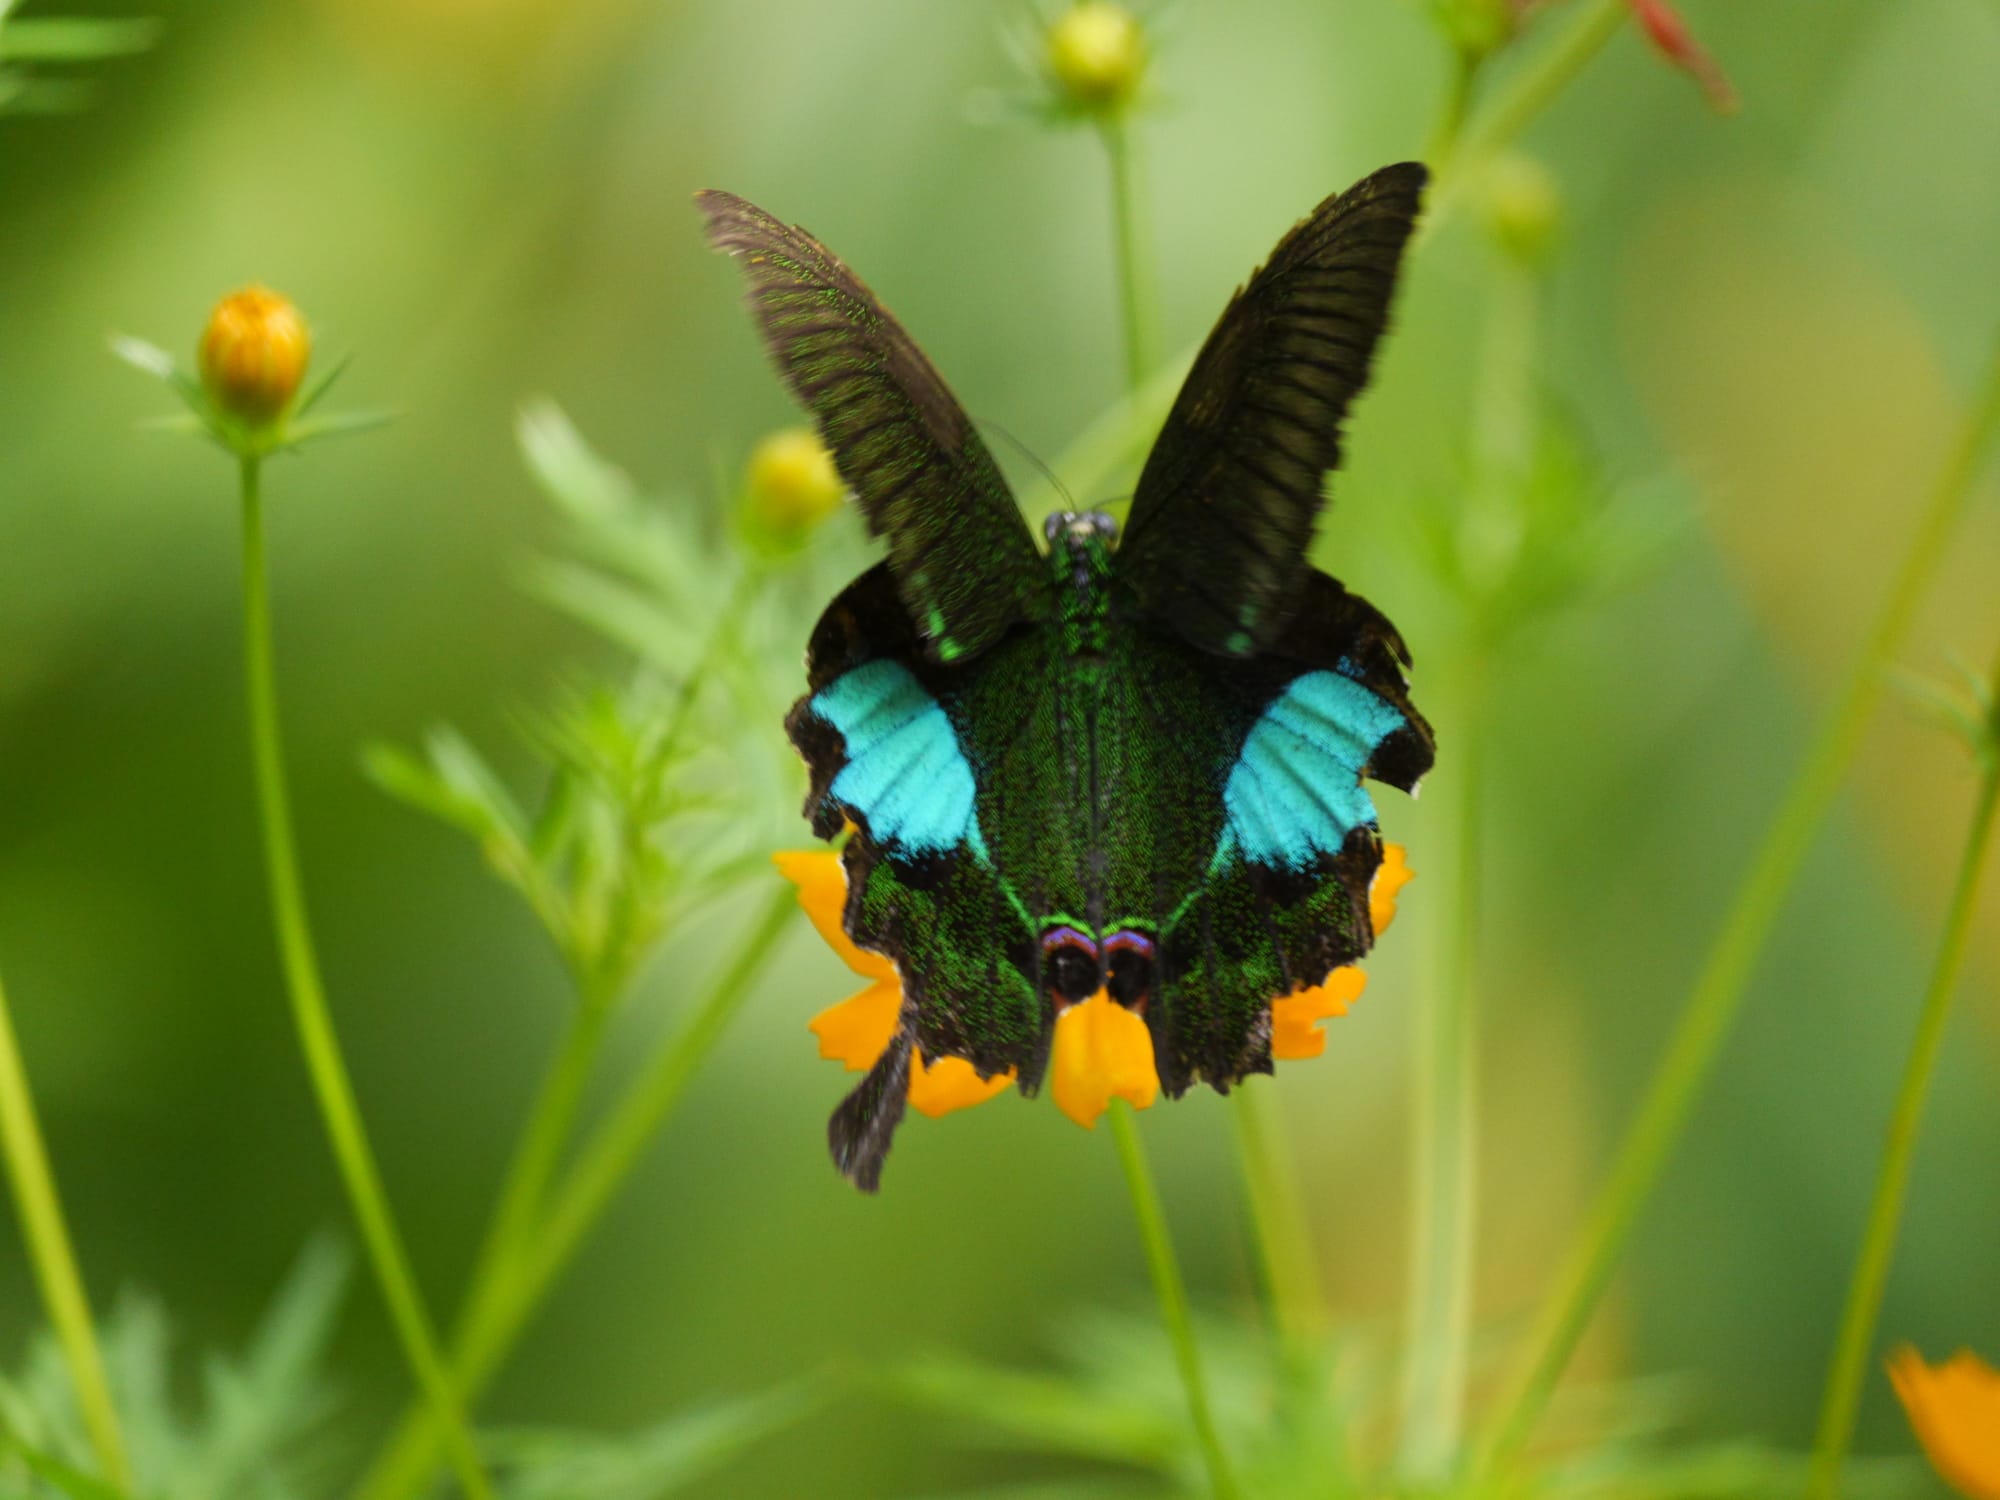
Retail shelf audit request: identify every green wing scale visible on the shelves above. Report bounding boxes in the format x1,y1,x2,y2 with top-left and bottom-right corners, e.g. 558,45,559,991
705,165,1435,1191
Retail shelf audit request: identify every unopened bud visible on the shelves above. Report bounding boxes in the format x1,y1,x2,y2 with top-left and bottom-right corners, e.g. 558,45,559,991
1045,2,1146,113
198,286,311,427
1483,154,1562,268
742,428,844,547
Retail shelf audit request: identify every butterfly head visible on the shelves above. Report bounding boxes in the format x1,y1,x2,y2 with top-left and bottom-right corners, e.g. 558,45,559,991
1043,509,1119,624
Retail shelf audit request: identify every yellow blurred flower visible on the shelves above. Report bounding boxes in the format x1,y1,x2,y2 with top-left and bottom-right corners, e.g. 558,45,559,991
198,286,311,428
779,841,1412,1128
1890,1346,2000,1499
1045,2,1146,112
743,428,845,547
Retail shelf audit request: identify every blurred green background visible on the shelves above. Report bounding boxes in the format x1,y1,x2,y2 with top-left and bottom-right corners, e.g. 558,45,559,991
2,0,1999,1493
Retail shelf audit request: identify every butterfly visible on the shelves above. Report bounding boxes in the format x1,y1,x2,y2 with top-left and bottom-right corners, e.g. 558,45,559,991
700,162,1435,1190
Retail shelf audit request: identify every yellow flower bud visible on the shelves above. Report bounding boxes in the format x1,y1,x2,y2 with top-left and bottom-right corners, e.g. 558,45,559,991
198,286,312,427
1483,153,1562,268
1045,2,1146,113
742,427,845,545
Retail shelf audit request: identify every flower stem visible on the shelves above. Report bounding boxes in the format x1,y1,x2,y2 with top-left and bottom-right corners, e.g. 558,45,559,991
1100,116,1155,396
1230,1082,1326,1366
1399,656,1486,1482
1427,0,1628,227
238,457,495,1500
352,881,796,1500
0,968,132,1494
1424,43,1483,173
1108,1102,1239,1500
1807,720,2000,1500
1474,332,2000,1479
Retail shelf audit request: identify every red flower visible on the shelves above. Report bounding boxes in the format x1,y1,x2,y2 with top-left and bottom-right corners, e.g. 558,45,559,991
1628,0,1735,112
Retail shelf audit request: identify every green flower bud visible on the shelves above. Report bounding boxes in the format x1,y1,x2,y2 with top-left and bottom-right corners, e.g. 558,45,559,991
1483,154,1562,268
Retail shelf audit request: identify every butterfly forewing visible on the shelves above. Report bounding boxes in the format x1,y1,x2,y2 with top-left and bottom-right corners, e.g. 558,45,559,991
1116,162,1427,656
699,191,1046,663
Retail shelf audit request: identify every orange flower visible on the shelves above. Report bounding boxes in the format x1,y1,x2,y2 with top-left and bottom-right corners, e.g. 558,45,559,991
1270,843,1411,1060
778,841,1413,1129
1050,990,1157,1128
1890,1346,2000,1499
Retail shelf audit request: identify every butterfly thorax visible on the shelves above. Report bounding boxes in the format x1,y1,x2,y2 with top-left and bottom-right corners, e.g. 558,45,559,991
1042,509,1117,659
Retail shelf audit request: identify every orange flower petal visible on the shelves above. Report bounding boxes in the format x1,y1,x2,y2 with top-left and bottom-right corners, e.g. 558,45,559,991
908,1053,1014,1118
1372,843,1413,937
1050,991,1159,1128
1271,966,1368,1061
1890,1346,2000,1499
773,850,895,982
807,981,900,1072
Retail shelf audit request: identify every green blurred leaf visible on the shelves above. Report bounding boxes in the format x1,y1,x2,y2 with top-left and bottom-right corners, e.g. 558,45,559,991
518,399,638,523
487,1379,828,1500
883,1353,1180,1470
0,17,160,62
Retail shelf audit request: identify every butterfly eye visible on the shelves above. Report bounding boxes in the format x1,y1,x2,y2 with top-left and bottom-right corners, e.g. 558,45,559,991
1039,925,1102,1005
1103,930,1156,1013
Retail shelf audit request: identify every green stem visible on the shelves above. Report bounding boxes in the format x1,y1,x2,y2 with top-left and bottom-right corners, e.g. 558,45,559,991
0,969,132,1494
1229,1082,1326,1365
1100,116,1154,396
1474,332,2000,1479
1424,43,1483,172
1427,0,1628,227
1108,1102,1239,1500
238,457,495,1500
353,883,795,1500
449,990,614,1365
1399,655,1486,1481
1807,731,2000,1500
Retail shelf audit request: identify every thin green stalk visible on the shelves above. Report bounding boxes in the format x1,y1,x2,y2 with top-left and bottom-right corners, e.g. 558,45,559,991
353,882,796,1500
1100,116,1154,395
239,457,495,1500
1424,43,1483,173
1475,333,2000,1479
1807,727,2000,1500
1230,1082,1326,1365
449,991,614,1358
1427,0,1627,227
1399,659,1486,1481
1108,1103,1240,1500
0,969,132,1494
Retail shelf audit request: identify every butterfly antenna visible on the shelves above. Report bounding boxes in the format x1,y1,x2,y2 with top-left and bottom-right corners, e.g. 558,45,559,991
977,417,1077,517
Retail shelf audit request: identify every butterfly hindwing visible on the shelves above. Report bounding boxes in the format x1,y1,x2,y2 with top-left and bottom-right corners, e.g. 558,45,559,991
699,191,1046,663
1116,162,1427,656
1117,572,1432,1093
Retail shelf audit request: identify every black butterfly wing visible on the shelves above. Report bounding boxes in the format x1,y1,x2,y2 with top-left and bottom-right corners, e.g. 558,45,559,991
786,564,1049,1190
1115,162,1427,656
699,191,1046,663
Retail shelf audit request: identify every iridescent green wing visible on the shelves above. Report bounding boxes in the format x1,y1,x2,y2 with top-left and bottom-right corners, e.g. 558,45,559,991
1115,162,1426,656
699,191,1046,662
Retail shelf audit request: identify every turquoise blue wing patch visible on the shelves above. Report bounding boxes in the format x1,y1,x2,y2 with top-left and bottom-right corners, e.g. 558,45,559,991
808,658,987,860
1222,669,1408,871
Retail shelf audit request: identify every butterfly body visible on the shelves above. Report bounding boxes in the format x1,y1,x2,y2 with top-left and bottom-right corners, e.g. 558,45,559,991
705,165,1436,1189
